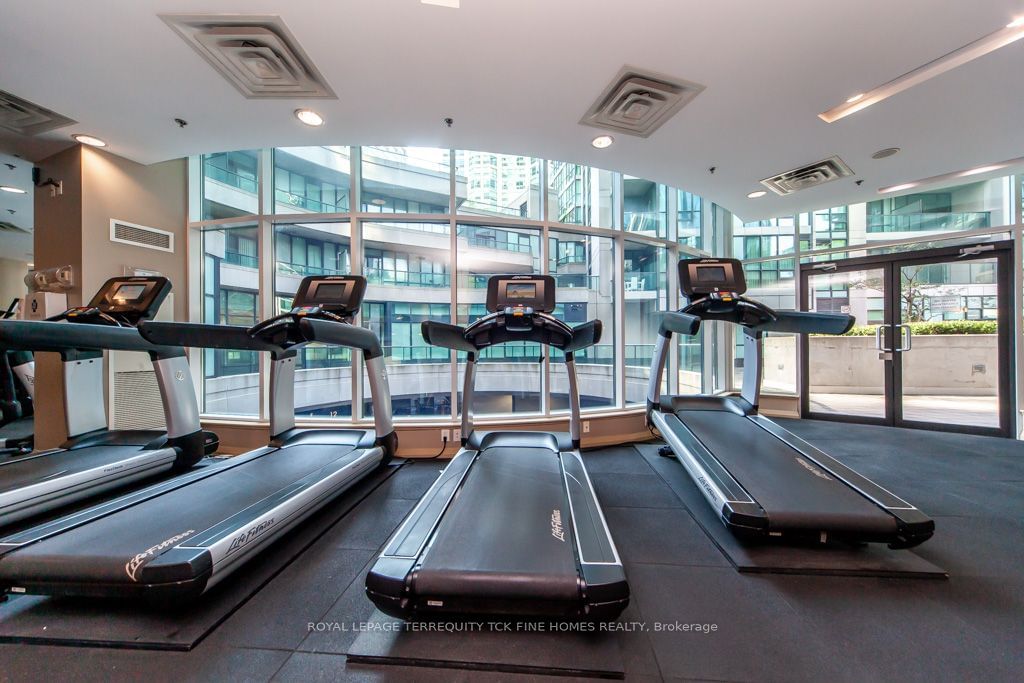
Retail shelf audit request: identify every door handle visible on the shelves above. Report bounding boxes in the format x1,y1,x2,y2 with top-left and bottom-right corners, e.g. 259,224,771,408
897,324,912,352
874,325,892,352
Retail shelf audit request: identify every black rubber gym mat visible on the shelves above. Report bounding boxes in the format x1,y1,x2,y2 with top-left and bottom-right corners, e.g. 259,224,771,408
0,461,399,650
637,444,947,578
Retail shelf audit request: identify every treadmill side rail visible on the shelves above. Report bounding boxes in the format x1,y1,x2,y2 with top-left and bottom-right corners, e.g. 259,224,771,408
651,411,767,533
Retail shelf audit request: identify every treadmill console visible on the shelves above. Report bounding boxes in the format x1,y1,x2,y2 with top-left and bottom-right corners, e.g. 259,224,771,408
292,275,366,318
485,274,555,313
679,258,746,297
64,276,171,326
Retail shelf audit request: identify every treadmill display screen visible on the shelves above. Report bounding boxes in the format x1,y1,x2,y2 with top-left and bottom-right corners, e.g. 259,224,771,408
694,266,727,283
313,282,349,302
505,283,537,301
111,284,147,302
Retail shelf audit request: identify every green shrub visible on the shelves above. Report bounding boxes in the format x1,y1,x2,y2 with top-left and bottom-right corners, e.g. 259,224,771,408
841,320,997,336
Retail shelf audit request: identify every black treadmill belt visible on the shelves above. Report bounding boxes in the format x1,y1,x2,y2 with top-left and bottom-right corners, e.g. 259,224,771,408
0,442,360,584
415,446,580,600
0,445,148,494
0,415,32,444
677,410,897,534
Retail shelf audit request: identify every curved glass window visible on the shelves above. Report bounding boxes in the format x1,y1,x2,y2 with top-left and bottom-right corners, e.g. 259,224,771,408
187,146,749,423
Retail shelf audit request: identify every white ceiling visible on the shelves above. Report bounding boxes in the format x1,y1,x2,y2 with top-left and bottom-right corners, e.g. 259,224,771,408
1,0,1023,220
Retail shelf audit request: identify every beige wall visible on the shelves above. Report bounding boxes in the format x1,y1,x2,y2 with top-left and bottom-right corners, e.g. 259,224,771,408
80,148,188,320
31,146,188,448
0,257,30,307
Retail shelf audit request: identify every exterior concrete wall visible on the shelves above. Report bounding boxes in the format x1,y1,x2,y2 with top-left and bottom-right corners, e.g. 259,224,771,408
807,335,997,395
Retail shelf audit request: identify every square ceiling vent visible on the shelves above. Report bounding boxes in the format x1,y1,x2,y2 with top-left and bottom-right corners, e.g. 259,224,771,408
0,90,76,136
160,14,336,99
580,66,705,138
760,156,855,196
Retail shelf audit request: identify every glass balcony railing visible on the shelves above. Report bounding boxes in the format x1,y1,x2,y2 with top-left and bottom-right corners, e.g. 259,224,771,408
274,188,347,213
276,261,343,277
365,268,450,288
866,212,991,233
623,271,659,291
552,273,599,289
624,210,667,233
224,250,258,268
466,235,535,254
204,163,257,194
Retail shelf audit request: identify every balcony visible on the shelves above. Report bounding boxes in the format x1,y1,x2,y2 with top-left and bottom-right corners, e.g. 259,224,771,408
224,250,258,268
867,211,991,233
276,261,343,278
365,268,450,288
274,188,347,214
204,163,257,194
624,271,659,292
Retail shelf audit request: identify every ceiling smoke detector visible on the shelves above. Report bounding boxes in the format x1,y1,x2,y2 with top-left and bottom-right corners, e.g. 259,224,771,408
760,155,854,196
0,90,76,136
580,65,705,138
161,14,336,99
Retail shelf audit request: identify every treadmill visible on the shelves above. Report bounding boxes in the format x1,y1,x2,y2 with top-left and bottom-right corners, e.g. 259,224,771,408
0,275,396,601
647,257,934,548
366,274,628,621
0,300,33,454
0,277,208,526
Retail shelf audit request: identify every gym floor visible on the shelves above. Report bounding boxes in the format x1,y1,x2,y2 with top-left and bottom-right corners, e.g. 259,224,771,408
1,419,1022,682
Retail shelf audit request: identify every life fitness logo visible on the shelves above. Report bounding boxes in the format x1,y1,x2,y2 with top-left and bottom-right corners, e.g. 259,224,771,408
125,529,197,581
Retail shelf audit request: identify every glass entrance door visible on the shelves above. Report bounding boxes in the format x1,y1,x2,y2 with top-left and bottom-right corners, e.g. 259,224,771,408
804,266,890,422
895,254,1010,433
800,242,1014,437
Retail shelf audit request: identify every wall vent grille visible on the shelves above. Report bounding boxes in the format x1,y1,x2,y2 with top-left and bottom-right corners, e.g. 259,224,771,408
110,219,174,253
112,370,165,430
580,66,705,138
760,156,855,196
0,90,76,136
160,14,336,99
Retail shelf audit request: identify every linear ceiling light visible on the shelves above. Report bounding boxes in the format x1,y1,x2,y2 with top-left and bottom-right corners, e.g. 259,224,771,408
820,18,1024,123
878,155,1024,193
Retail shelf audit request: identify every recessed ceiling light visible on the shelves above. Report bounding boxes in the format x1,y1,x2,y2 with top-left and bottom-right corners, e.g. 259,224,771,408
845,93,865,104
961,164,1006,177
26,262,34,268
422,0,460,6
879,182,919,194
72,134,107,147
294,109,324,127
591,135,614,149
871,147,901,160
0,185,26,194
747,190,767,199
820,19,1024,123
370,198,387,206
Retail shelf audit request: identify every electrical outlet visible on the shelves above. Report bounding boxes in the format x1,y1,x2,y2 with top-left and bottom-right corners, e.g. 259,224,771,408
583,421,590,434
441,429,450,443
452,428,462,442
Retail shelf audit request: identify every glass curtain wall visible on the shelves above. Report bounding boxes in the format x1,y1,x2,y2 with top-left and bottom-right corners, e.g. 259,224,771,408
549,231,616,410
192,146,726,423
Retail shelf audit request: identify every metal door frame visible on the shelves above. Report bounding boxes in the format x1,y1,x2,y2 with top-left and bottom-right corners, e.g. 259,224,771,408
799,240,1014,438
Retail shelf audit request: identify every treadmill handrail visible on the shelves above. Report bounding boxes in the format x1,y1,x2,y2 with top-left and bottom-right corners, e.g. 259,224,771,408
0,320,185,359
421,313,602,354
753,310,855,335
297,317,384,359
659,311,701,337
139,321,284,354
